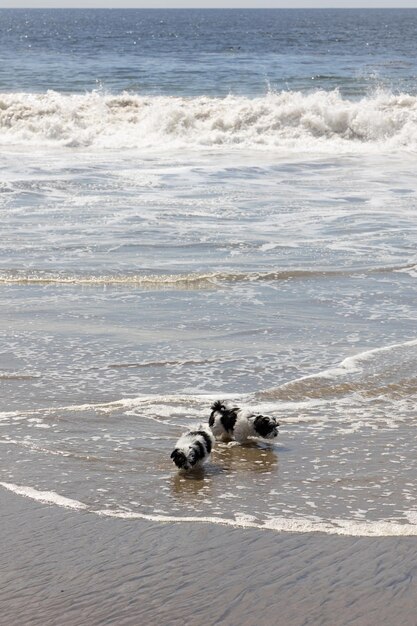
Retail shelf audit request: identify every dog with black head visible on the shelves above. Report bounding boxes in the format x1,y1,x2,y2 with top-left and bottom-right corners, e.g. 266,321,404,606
170,426,215,471
209,400,279,444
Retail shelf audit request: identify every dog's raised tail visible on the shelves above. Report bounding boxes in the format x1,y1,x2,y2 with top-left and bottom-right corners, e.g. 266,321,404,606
210,400,227,414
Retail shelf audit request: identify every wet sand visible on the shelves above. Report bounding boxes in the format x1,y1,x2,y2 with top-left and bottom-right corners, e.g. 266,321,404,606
1,490,417,626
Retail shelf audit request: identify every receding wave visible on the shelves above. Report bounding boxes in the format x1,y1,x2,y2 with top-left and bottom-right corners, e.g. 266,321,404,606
1,89,417,152
0,265,410,288
1,481,417,537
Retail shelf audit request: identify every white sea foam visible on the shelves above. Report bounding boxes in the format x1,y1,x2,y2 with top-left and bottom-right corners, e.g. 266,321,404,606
0,481,87,510
1,481,416,536
1,89,417,153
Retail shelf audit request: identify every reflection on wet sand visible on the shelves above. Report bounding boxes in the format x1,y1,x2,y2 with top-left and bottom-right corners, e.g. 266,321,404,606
170,441,279,501
215,441,279,474
170,467,215,500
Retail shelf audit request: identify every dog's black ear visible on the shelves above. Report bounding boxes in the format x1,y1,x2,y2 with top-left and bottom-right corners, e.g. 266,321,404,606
253,415,274,437
171,450,188,468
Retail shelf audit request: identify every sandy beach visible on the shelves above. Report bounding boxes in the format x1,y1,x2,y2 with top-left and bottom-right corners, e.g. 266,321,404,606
2,489,417,626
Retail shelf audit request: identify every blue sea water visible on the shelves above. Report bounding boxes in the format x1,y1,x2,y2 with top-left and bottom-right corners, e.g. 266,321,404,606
2,9,417,96
0,9,416,536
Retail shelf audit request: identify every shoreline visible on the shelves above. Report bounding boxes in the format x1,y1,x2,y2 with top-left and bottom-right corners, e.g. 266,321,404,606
2,489,417,626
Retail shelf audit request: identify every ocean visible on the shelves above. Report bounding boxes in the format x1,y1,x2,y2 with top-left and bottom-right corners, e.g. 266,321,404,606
0,8,416,538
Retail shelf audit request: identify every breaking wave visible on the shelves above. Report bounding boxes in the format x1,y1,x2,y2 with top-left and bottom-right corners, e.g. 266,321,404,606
1,89,417,152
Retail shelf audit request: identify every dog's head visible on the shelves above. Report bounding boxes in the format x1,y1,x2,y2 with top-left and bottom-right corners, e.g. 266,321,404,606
253,415,279,439
170,449,191,470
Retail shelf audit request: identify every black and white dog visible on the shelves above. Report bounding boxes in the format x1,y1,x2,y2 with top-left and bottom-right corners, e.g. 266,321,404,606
170,426,215,471
209,400,279,443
